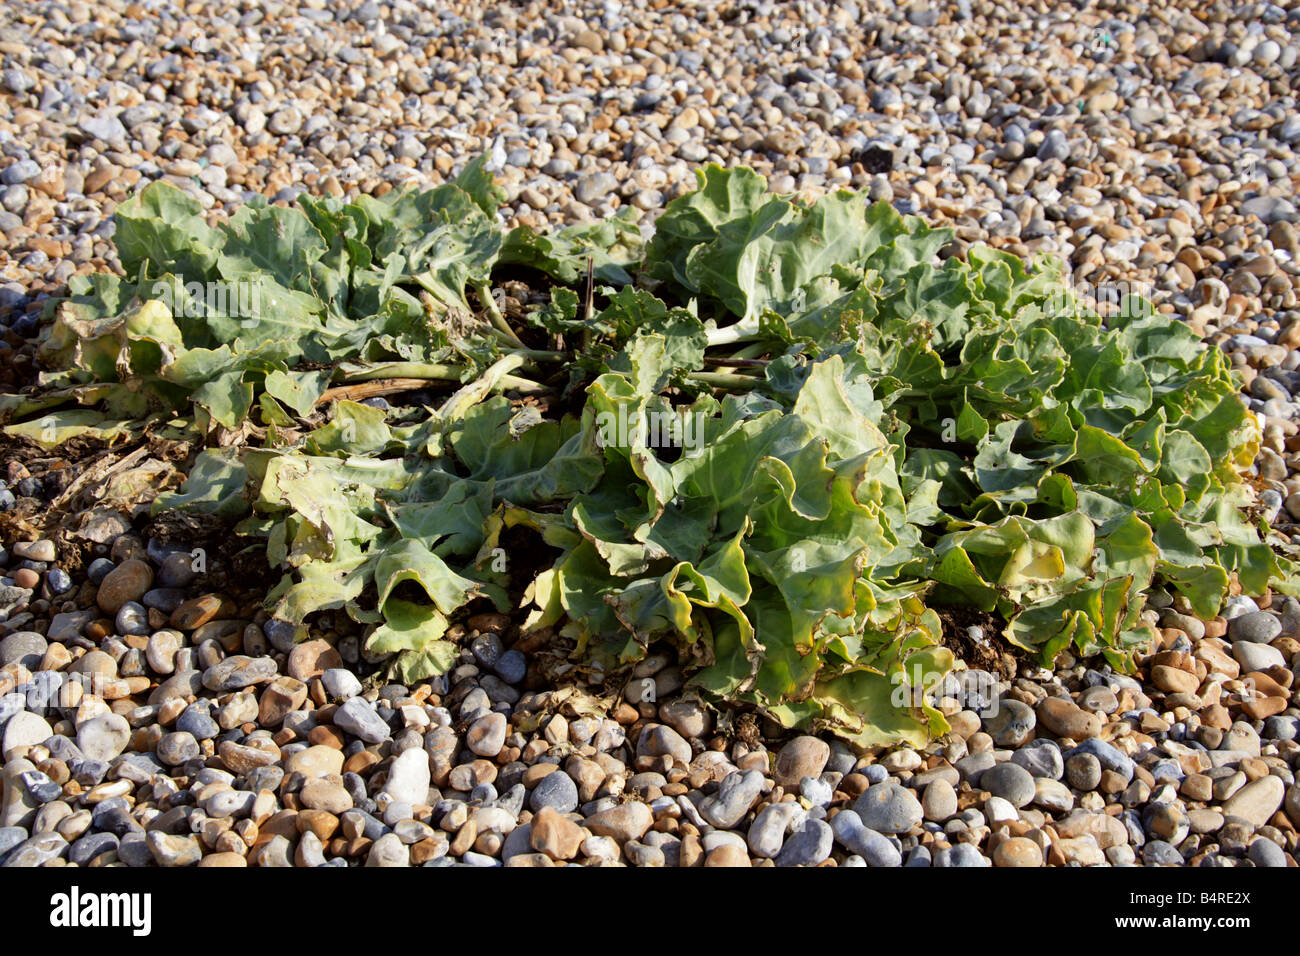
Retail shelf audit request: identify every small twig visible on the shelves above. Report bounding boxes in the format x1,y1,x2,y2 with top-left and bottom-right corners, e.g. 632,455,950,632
581,255,595,352
324,361,547,410
582,256,595,322
316,379,443,406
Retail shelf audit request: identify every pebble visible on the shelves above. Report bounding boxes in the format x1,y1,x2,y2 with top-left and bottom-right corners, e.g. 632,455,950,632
983,698,1036,746
829,809,901,866
1247,838,1287,868
382,749,431,806
980,762,1036,808
2,712,51,758
1220,776,1284,828
467,712,508,757
0,632,45,669
1036,697,1102,740
11,541,54,563
921,778,958,821
95,559,153,614
700,770,765,829
853,781,923,834
1233,642,1285,673
774,817,833,867
75,713,130,762
333,698,391,744
748,800,805,858
147,831,202,867
1012,741,1064,780
1065,753,1103,792
530,807,584,861
321,668,362,701
3,832,67,867
1229,611,1282,644
366,832,410,867
993,836,1044,867
774,735,829,787
934,843,991,867
529,770,578,814
585,802,653,843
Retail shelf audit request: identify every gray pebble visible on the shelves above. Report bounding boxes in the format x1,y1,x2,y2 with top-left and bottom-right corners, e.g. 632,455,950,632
529,771,578,814
775,817,832,867
853,782,923,834
333,698,392,743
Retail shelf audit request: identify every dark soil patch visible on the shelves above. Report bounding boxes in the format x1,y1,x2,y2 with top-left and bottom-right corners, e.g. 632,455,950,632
934,602,1029,680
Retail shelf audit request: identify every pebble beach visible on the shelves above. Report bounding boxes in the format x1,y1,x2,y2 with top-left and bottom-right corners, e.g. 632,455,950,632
1,0,1300,868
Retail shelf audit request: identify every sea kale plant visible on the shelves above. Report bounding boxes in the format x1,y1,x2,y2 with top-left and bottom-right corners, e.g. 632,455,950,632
3,157,1293,748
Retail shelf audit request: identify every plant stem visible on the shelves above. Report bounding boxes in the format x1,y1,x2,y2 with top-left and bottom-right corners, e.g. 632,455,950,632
342,362,466,383
731,342,768,361
474,279,527,350
705,321,761,348
514,349,565,362
340,361,544,394
687,371,763,391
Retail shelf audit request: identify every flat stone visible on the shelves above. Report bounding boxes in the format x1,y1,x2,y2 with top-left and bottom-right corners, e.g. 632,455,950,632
529,769,578,814
1220,775,1284,828
993,836,1043,867
773,736,830,787
75,713,130,762
95,559,153,614
466,712,507,757
1036,696,1102,739
333,698,391,743
147,831,202,866
700,770,765,829
0,632,46,669
584,801,653,842
829,809,901,866
382,748,431,806
774,817,832,867
983,698,1036,746
530,806,584,861
1229,611,1282,644
2,711,51,758
286,639,342,681
2,831,67,867
747,800,804,859
980,762,1036,808
853,781,923,834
